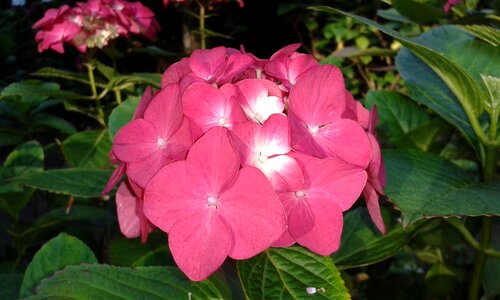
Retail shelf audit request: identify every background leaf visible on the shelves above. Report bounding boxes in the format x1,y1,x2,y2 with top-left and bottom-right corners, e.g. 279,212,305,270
391,0,445,24
108,96,140,138
4,140,43,176
0,273,23,300
238,246,349,299
109,233,172,267
62,130,112,169
20,233,97,297
13,169,113,198
28,265,228,300
384,150,500,226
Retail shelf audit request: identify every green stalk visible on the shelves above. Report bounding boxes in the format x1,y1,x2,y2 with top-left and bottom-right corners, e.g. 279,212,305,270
114,89,122,105
468,114,498,300
196,0,206,49
85,63,106,127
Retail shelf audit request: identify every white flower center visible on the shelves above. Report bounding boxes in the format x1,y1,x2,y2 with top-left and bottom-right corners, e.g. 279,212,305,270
217,117,228,126
258,153,268,163
294,189,307,198
308,125,319,135
207,196,218,207
157,138,167,149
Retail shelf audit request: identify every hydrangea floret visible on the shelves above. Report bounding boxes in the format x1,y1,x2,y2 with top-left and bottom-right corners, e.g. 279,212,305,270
103,44,387,281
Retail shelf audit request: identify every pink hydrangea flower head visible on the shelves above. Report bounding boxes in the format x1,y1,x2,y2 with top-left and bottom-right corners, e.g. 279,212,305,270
182,82,247,139
144,127,286,281
288,65,372,168
116,179,153,243
235,79,284,123
161,57,192,87
112,84,192,187
231,114,303,192
273,153,367,255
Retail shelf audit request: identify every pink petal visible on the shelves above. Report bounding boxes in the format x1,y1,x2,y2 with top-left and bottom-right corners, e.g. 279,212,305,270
342,91,370,130
296,198,343,256
230,121,260,166
101,163,125,195
262,155,304,192
126,148,172,188
189,46,226,81
161,57,191,87
236,79,284,123
287,53,319,85
271,229,296,247
315,119,372,168
269,43,301,61
260,113,290,156
289,112,327,158
187,127,240,196
281,192,315,239
219,166,286,259
113,119,158,163
116,182,140,238
304,157,367,211
133,86,153,119
143,161,207,233
162,117,192,161
144,84,183,138
363,182,386,234
288,64,346,126
218,53,254,83
169,210,231,281
367,132,384,194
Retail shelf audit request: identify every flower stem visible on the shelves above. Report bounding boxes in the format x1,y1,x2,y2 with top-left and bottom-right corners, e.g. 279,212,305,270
114,89,122,105
196,0,206,49
85,63,106,127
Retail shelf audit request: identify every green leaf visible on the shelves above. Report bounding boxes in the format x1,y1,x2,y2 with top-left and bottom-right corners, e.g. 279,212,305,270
396,118,451,151
391,0,445,24
31,67,99,86
108,96,140,138
62,130,112,169
364,91,429,144
384,150,500,226
20,233,97,297
461,25,500,47
332,209,422,268
0,273,23,300
377,8,415,24
28,265,228,300
1,81,83,101
4,140,44,176
483,222,500,298
481,75,500,120
331,46,396,59
31,113,77,135
109,233,172,267
238,246,349,299
0,129,25,147
13,169,113,198
94,61,116,81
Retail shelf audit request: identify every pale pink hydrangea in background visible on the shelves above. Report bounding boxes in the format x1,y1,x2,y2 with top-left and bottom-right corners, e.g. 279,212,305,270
103,44,387,281
33,0,160,53
444,0,462,12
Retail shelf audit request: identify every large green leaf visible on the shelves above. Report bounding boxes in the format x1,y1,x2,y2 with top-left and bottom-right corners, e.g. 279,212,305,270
13,169,113,198
109,233,172,267
461,25,500,47
384,150,500,226
391,0,445,24
4,140,44,176
31,113,77,135
1,81,83,101
62,130,112,169
31,67,102,86
28,265,229,300
108,96,140,138
238,246,349,299
364,91,429,144
20,233,97,297
332,209,423,268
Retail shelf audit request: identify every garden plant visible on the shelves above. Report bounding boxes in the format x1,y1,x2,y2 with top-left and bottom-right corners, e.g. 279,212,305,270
0,0,499,299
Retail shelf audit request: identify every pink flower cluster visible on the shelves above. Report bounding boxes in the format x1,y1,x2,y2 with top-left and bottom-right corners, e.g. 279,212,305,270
103,44,386,281
33,0,160,53
444,0,462,12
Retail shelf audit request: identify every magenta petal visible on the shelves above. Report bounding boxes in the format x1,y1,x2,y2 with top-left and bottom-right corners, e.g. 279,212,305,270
126,149,170,188
287,54,319,85
289,112,326,158
113,119,158,162
101,163,125,195
272,229,296,247
218,53,254,83
304,157,367,211
269,43,301,60
260,114,290,156
144,84,183,138
133,86,153,120
169,210,231,281
116,182,140,238
189,46,226,81
230,121,260,166
161,57,191,87
187,127,240,195
364,183,386,234
143,161,207,233
236,79,284,123
263,155,304,192
316,119,372,168
220,167,286,259
367,132,384,194
296,198,343,256
285,194,315,240
288,65,346,125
